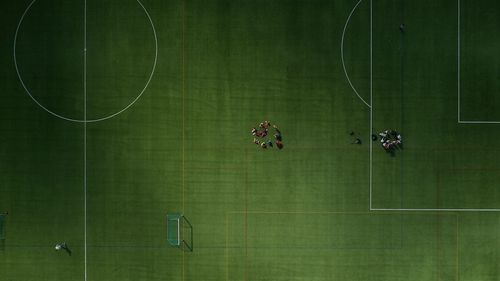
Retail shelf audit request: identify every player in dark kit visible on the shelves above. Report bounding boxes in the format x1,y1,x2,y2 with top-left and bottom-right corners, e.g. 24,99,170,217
276,140,284,149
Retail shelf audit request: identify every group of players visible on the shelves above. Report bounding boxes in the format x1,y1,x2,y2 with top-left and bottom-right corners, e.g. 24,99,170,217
379,129,402,151
251,120,284,149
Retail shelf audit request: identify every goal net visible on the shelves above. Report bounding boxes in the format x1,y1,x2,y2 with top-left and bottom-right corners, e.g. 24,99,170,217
167,213,193,251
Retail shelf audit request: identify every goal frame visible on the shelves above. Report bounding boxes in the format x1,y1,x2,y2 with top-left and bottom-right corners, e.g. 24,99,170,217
166,213,193,252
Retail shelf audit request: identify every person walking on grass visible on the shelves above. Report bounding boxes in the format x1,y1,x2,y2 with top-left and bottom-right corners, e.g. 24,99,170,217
55,242,72,255
55,242,68,251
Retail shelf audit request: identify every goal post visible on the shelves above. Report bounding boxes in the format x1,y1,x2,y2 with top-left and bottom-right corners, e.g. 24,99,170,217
167,213,193,251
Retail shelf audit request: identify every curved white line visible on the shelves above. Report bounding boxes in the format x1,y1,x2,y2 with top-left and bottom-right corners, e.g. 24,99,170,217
13,0,158,123
92,0,158,123
341,0,371,108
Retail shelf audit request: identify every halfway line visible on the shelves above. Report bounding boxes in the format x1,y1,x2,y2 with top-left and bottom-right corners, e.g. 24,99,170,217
83,0,88,280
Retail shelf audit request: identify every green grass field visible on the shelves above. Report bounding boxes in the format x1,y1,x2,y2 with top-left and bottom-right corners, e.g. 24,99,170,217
1,0,500,280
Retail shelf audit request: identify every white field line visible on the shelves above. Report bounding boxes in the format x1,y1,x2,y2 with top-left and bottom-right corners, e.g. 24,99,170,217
371,208,500,212
458,120,500,124
341,0,371,108
84,0,87,280
13,0,157,123
369,0,373,210
457,0,460,122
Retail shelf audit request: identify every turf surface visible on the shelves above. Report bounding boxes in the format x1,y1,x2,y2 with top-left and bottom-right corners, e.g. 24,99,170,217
1,0,500,280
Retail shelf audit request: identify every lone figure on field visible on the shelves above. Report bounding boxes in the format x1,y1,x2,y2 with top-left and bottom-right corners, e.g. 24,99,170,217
399,23,405,33
55,242,71,256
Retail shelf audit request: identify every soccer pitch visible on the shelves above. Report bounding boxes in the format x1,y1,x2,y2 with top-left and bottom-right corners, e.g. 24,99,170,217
1,0,500,280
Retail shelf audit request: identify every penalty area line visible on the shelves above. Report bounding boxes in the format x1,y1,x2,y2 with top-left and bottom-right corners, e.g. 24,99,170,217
369,0,500,213
458,120,500,124
371,208,500,212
